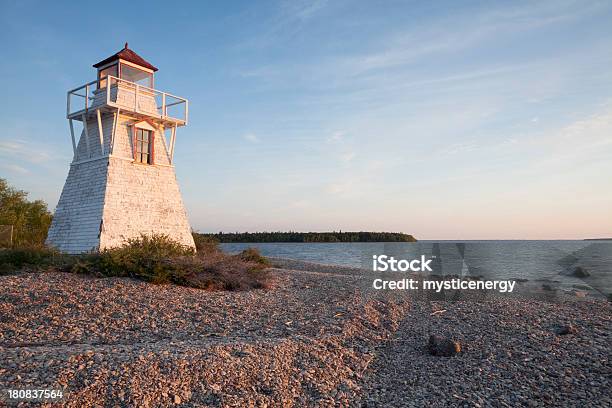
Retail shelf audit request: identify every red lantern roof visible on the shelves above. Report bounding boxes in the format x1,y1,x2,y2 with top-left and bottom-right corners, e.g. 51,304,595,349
93,43,158,72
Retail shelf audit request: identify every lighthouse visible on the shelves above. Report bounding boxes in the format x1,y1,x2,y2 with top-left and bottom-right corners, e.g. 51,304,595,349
46,44,196,253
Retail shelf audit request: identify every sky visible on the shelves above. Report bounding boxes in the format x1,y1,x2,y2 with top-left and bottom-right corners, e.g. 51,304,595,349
0,0,611,240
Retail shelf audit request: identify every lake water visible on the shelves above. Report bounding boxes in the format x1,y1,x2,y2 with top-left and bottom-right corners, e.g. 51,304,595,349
221,241,612,296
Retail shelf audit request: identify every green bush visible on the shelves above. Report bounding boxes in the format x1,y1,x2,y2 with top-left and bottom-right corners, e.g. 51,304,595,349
72,234,272,291
72,234,193,281
235,247,270,266
0,245,64,275
192,232,220,254
0,232,272,291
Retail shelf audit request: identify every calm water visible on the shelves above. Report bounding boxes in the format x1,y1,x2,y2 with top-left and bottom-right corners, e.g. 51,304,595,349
221,241,612,294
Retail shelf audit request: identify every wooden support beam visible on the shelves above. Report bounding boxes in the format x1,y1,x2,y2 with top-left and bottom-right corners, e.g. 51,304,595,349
169,125,177,164
110,109,120,155
81,113,91,158
68,119,77,159
85,84,89,113
96,109,105,155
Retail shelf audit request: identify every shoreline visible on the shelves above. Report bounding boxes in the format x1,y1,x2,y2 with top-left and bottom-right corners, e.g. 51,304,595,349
0,259,609,406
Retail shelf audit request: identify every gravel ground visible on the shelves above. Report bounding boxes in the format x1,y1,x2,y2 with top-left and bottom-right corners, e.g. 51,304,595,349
0,261,609,407
0,264,407,407
360,298,611,407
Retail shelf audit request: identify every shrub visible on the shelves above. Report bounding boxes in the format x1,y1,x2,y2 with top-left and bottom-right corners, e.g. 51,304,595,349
235,247,270,266
72,234,272,291
0,233,272,291
72,234,193,281
166,251,272,291
192,232,220,254
0,245,65,275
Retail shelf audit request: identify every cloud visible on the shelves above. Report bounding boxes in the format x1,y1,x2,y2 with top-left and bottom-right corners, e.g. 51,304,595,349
243,133,260,143
0,140,51,164
233,0,329,50
0,163,29,174
280,0,328,21
556,108,612,146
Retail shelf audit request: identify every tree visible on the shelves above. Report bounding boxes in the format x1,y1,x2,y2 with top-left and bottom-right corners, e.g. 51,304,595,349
0,178,52,246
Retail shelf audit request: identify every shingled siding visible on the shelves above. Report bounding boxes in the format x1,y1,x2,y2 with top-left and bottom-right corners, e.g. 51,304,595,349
99,156,195,249
47,112,194,253
45,158,108,253
100,112,193,249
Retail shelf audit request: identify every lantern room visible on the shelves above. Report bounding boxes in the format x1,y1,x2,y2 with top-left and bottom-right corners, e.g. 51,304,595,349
66,43,188,129
93,43,157,89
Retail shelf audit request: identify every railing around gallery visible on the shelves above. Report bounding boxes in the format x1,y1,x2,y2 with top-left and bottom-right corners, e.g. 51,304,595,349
66,75,188,124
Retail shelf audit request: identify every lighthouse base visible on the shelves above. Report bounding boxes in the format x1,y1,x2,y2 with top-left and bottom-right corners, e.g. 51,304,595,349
46,112,195,254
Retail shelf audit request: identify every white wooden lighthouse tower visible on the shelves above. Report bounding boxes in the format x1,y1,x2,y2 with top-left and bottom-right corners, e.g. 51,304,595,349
46,44,196,253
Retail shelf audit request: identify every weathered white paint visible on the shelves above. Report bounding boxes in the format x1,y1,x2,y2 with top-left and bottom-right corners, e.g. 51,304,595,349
110,109,119,154
170,125,176,163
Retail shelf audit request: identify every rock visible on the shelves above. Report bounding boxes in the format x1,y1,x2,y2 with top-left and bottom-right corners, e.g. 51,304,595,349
173,394,181,404
556,324,578,335
571,267,589,278
428,335,461,357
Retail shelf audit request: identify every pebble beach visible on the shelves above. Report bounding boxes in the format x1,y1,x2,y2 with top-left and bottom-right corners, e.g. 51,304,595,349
0,260,610,407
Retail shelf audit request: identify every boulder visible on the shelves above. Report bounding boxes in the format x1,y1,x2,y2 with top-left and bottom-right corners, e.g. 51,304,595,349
571,266,589,278
428,335,461,357
556,324,578,335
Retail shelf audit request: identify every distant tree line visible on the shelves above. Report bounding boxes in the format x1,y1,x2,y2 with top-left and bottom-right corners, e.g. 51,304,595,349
195,231,417,243
0,178,53,246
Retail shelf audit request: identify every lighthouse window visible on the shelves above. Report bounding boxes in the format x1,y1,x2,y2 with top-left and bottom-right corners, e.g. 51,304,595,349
121,63,153,88
98,64,118,89
134,128,154,164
